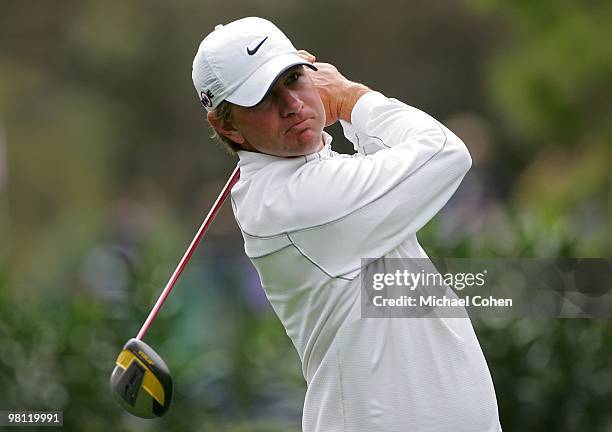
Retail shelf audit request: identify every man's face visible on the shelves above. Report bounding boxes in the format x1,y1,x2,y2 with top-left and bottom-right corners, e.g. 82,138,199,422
221,65,326,157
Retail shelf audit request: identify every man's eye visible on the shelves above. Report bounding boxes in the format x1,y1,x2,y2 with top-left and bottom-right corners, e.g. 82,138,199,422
286,71,301,85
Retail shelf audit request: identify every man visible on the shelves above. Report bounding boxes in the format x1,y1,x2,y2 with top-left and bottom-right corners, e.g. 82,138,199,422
192,17,502,432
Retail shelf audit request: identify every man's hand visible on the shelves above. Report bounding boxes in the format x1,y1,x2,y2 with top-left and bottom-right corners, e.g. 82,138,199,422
298,50,370,127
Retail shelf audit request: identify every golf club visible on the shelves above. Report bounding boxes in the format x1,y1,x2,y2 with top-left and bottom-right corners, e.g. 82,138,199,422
110,165,240,418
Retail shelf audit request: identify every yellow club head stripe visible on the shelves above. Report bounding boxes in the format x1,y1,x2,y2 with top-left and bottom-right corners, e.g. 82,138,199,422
115,349,166,405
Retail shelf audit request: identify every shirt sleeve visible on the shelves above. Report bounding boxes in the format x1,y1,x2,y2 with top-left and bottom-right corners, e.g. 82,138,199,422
282,91,472,276
340,94,436,156
339,117,389,156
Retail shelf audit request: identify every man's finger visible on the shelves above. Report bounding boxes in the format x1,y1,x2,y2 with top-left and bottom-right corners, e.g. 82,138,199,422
297,50,316,63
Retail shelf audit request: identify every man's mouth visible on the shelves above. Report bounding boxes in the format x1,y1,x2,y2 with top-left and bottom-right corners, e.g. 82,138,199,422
286,118,311,134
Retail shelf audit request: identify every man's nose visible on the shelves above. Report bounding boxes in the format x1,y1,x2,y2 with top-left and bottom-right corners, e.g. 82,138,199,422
279,89,303,117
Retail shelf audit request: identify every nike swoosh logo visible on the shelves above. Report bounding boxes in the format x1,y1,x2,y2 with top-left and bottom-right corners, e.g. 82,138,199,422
247,36,268,55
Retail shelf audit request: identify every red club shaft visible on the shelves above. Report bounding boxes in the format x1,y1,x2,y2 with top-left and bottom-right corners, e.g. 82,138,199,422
136,166,240,340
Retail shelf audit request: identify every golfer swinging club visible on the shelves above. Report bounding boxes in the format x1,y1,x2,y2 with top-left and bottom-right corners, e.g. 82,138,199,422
192,17,502,432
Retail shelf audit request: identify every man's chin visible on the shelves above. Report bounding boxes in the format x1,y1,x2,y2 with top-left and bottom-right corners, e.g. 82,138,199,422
294,132,324,156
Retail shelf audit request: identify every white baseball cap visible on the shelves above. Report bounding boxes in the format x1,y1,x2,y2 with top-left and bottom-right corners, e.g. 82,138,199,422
192,17,316,111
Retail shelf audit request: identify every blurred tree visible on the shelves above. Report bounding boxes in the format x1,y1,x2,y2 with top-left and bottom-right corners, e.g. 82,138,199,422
471,0,612,147
467,0,612,256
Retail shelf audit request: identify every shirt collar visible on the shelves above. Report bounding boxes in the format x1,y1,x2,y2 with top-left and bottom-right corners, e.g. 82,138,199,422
237,131,333,178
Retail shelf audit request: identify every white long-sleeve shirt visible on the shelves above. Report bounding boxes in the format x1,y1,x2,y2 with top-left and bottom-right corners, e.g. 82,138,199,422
231,92,502,432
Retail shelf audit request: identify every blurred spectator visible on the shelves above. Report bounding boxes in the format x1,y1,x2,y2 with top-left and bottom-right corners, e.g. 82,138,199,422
437,112,513,252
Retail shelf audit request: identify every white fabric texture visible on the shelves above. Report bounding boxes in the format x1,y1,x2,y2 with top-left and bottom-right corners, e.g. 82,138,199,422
231,91,502,432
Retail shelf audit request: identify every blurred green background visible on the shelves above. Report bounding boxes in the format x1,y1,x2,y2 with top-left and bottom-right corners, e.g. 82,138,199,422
1,0,611,431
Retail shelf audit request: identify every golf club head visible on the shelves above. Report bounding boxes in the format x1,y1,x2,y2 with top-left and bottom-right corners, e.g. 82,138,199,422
110,338,173,418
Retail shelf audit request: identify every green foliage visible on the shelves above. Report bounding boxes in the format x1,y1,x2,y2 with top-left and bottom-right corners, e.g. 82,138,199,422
1,0,610,430
473,0,612,147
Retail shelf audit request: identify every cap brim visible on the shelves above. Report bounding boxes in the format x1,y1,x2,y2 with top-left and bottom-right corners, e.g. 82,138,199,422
225,53,317,107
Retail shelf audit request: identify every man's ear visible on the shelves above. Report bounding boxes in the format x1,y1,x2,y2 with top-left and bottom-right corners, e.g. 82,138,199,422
207,111,245,145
